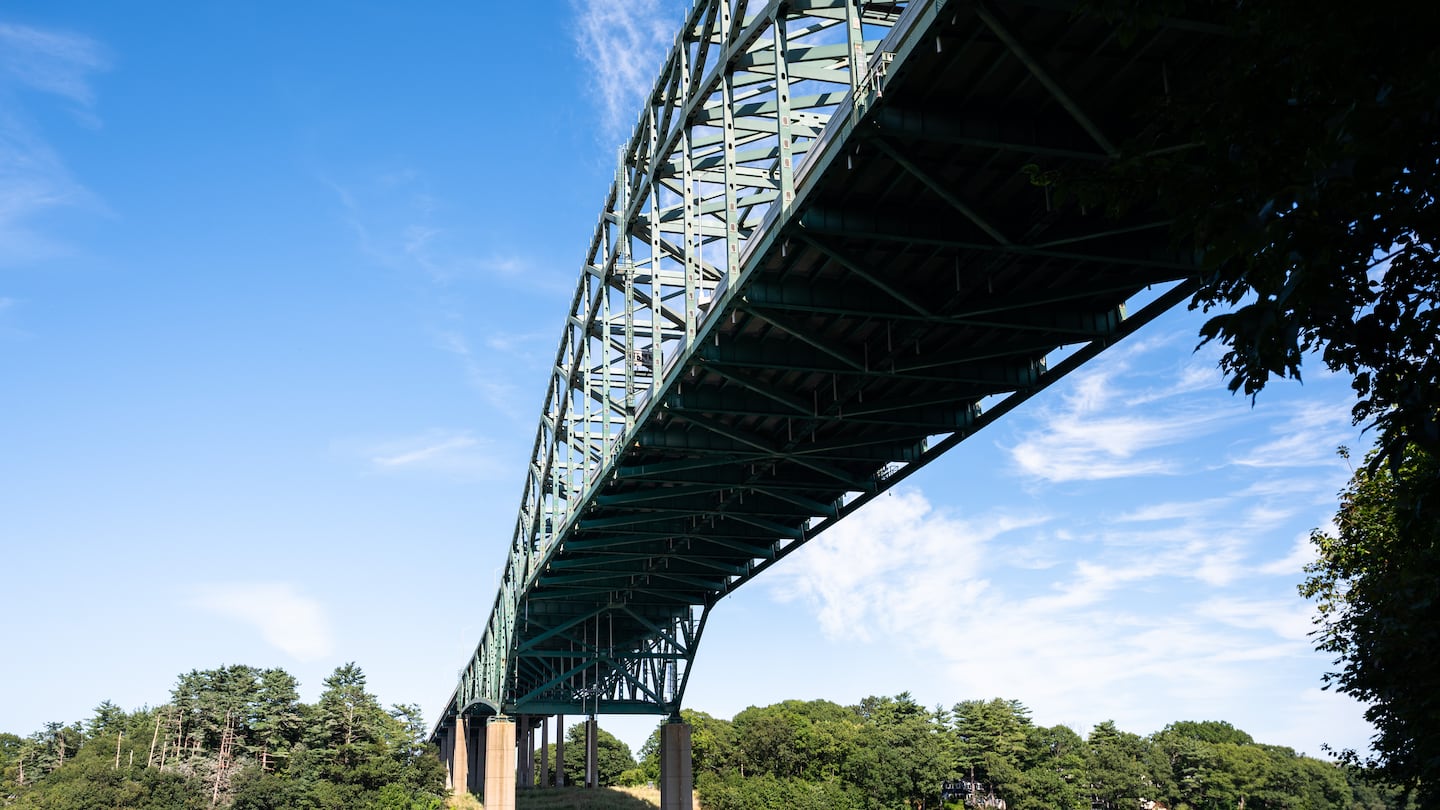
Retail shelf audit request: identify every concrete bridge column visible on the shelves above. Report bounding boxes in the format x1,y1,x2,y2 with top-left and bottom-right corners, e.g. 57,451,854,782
659,720,693,810
484,717,517,810
521,715,536,788
450,717,470,798
540,715,550,787
555,714,566,787
584,716,598,788
474,719,487,795
440,723,453,791
515,715,528,788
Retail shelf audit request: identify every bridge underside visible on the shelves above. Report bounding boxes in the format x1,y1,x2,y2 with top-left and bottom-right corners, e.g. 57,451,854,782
439,0,1222,734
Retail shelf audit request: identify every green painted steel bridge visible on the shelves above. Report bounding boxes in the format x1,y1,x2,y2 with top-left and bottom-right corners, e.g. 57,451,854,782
434,0,1220,736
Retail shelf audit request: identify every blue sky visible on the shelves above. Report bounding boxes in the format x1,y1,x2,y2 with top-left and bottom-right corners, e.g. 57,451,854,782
2,1,1375,760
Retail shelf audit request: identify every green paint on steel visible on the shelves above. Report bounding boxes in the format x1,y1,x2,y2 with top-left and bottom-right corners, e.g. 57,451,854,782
432,0,1221,742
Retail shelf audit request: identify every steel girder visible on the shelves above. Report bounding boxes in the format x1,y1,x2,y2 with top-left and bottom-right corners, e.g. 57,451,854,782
438,0,1222,737
444,0,909,726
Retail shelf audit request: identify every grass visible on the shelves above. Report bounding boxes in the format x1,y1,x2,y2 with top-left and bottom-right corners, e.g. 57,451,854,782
444,792,484,810
448,784,701,809
516,786,661,809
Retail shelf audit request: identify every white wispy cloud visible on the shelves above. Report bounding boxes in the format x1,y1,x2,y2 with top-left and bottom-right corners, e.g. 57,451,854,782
572,0,679,145
0,21,107,263
434,329,530,422
189,583,335,661
768,489,1046,641
344,429,506,479
1194,596,1314,642
1007,361,1227,482
1259,531,1320,576
1229,400,1355,469
322,170,564,436
1116,498,1232,523
372,433,478,468
325,172,562,291
773,481,1345,741
766,327,1360,738
0,23,107,105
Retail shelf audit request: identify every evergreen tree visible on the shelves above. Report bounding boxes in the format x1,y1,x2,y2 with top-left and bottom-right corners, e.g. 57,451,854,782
1085,720,1150,810
249,668,302,770
310,662,387,762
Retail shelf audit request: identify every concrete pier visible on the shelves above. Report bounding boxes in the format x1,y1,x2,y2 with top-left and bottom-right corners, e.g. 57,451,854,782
555,714,566,787
484,717,517,810
450,717,470,798
659,721,693,810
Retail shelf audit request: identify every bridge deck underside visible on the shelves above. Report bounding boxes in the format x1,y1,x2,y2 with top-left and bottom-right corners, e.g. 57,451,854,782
498,1,1218,717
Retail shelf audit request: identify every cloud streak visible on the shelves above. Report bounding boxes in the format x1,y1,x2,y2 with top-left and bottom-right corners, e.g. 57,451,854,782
189,583,335,661
0,21,108,264
0,23,108,106
766,330,1368,750
774,481,1344,742
343,429,507,480
572,0,678,145
1007,363,1228,482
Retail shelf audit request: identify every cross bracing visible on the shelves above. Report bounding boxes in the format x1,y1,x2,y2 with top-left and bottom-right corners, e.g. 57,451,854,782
437,0,1222,734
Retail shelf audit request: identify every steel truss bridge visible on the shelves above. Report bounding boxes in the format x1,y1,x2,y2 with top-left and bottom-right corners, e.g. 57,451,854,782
435,0,1220,734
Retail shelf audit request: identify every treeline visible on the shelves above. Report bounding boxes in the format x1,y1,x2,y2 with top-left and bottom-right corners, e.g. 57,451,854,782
6,676,1419,810
0,663,444,809
621,695,1414,810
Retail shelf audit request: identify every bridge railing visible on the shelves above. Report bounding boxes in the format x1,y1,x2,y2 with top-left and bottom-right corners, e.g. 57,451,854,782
451,0,913,718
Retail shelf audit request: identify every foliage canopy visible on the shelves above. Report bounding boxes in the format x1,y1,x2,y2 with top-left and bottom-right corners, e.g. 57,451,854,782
1301,445,1440,803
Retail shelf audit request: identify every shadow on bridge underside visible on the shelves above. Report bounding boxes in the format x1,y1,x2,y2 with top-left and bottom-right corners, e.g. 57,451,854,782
435,0,1225,738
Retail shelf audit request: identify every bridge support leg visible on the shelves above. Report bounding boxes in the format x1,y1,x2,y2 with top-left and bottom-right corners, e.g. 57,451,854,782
659,721,693,810
450,717,470,798
540,715,550,787
516,715,530,788
440,723,453,791
585,716,598,788
523,716,536,787
484,717,517,810
478,720,488,794
555,714,566,787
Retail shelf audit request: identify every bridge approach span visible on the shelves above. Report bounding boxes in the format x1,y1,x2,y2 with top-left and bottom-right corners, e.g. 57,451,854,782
432,0,1220,765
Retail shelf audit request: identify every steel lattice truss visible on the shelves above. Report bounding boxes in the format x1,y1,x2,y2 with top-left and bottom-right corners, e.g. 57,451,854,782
442,0,1221,727
454,0,909,720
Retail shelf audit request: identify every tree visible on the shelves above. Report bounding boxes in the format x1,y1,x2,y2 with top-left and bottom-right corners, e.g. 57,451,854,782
1085,721,1150,810
250,668,303,769
1162,720,1254,747
1300,444,1440,802
1014,724,1088,810
2,663,444,809
169,664,269,759
311,662,387,760
951,699,1032,776
87,700,128,739
728,699,859,783
849,693,951,810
